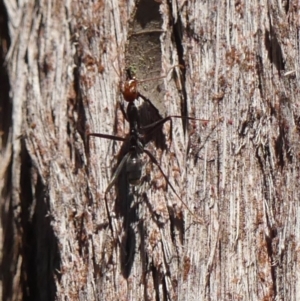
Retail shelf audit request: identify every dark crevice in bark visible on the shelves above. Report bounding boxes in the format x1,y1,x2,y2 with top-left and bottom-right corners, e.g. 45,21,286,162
70,24,88,173
274,99,293,167
0,157,15,301
274,123,286,169
255,54,265,100
151,264,160,301
76,212,90,259
0,0,11,146
255,145,278,298
0,3,15,301
20,141,36,301
162,274,169,301
284,0,289,13
168,210,183,268
167,1,188,134
20,140,61,301
264,231,278,298
265,10,285,73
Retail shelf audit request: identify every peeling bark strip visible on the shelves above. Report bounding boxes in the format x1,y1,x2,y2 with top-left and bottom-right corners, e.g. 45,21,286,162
125,0,165,114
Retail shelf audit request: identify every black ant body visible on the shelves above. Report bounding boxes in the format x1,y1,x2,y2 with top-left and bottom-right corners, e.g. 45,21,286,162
88,67,204,237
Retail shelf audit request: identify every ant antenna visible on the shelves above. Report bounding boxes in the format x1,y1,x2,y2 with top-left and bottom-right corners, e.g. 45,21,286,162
138,64,183,84
121,64,184,103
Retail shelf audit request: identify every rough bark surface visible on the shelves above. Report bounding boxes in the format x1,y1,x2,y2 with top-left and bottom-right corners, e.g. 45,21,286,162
1,0,300,300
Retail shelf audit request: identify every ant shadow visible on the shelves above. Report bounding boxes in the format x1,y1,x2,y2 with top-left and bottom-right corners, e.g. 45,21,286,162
112,98,176,278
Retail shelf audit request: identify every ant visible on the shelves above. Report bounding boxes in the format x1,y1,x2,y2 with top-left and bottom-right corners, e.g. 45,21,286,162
88,65,205,239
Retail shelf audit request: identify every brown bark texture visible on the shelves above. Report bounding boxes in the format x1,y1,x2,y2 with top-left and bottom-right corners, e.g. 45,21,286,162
1,0,299,300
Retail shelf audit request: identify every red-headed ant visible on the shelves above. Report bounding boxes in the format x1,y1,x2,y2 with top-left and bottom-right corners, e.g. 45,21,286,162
88,65,205,239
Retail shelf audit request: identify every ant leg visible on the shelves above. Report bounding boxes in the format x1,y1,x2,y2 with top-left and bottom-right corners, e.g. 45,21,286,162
135,65,184,115
143,148,180,199
142,115,210,132
138,64,184,85
104,152,132,241
105,152,131,196
88,133,126,142
117,101,128,122
141,115,172,133
88,132,130,241
143,148,205,224
142,115,208,145
141,116,173,145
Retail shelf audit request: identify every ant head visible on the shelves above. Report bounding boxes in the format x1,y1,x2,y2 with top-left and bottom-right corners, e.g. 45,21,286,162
121,79,138,102
121,67,139,102
112,58,139,102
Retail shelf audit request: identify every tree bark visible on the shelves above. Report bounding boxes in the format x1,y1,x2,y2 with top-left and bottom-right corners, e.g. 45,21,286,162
1,0,300,300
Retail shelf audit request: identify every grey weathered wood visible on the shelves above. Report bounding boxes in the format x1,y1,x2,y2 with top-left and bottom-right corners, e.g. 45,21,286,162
1,0,300,300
